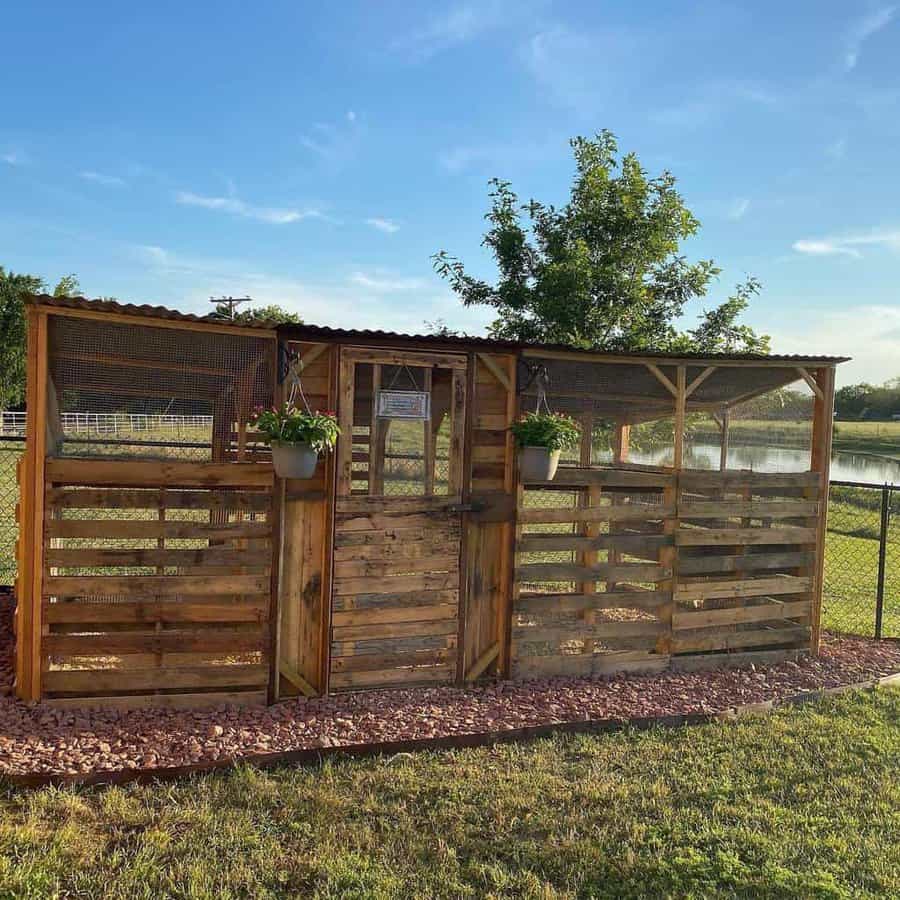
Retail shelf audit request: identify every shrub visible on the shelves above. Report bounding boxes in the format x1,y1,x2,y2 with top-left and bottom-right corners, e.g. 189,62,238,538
510,412,581,451
250,404,340,452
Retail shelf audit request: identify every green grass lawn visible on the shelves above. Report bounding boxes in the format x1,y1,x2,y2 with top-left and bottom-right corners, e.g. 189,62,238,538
0,689,897,898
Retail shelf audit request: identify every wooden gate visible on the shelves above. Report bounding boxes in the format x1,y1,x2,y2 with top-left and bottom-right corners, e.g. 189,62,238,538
330,348,468,690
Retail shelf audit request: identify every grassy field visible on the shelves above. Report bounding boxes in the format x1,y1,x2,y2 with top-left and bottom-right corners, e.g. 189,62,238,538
0,690,897,898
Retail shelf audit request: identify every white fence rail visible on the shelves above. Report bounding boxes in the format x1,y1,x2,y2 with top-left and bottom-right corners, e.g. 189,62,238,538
0,412,213,437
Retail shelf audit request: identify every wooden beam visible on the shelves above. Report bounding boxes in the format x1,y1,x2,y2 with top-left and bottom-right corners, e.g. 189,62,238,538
719,407,730,472
645,363,678,397
673,365,687,471
796,366,825,401
613,420,630,463
279,660,318,697
368,364,382,496
809,366,836,656
685,366,717,398
476,351,512,392
336,351,355,496
36,303,278,339
521,346,844,368
16,308,48,702
465,641,500,681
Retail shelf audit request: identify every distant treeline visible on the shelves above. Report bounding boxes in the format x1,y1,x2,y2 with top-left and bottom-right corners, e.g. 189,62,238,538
834,378,900,421
724,379,900,422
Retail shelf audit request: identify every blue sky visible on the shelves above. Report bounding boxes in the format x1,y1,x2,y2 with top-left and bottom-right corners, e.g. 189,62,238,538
2,1,899,385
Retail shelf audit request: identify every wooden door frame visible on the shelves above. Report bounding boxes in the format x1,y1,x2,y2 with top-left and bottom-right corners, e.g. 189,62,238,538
330,345,472,689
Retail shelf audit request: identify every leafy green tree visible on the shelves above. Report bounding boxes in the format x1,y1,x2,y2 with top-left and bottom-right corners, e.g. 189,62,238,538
0,268,80,409
434,131,769,354
210,301,303,325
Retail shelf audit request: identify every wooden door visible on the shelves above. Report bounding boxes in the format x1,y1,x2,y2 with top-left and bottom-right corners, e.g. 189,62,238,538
330,348,468,690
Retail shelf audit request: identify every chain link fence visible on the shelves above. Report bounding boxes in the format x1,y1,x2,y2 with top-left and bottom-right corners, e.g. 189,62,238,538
824,481,898,638
1,440,23,585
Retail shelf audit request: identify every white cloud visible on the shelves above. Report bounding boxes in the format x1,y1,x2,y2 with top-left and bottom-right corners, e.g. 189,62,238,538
652,81,777,128
346,110,356,122
728,197,750,220
793,229,900,258
826,136,847,160
80,170,125,187
365,217,400,234
175,190,321,225
771,305,900,385
2,151,25,166
349,271,425,292
393,1,516,59
844,6,895,71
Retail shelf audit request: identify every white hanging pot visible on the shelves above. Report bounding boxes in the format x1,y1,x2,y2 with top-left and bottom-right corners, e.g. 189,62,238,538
270,441,319,479
519,446,561,482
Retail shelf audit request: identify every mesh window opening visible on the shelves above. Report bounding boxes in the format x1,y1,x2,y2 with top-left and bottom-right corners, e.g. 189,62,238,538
46,316,275,463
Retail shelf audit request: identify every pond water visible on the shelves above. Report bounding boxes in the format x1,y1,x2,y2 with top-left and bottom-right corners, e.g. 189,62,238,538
625,442,900,487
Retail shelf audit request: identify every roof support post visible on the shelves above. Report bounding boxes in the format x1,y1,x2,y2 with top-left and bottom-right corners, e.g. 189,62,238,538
673,365,687,471
809,366,836,656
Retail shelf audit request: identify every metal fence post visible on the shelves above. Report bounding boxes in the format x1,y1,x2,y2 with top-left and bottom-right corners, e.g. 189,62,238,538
874,483,890,640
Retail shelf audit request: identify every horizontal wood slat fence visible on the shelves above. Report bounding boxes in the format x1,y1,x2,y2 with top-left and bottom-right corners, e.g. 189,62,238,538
38,458,275,708
513,467,820,678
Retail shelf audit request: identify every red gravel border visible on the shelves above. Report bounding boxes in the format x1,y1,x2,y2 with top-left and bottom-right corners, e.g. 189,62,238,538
2,590,899,787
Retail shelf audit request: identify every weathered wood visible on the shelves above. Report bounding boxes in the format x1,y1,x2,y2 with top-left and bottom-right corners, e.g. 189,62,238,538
44,574,270,598
330,664,456,690
44,598,268,624
675,526,816,546
331,648,456,673
672,626,811,654
333,555,459,579
46,487,270,511
45,458,273,489
46,519,271,540
675,576,811,603
516,533,672,555
809,366,836,655
43,665,267,694
331,619,459,642
342,347,467,369
44,627,268,655
679,471,821,490
332,571,459,596
44,547,271,569
516,562,668,583
331,604,458,627
513,652,669,679
673,598,811,629
526,467,674,489
465,641,500,681
518,503,675,525
670,648,805,671
515,590,670,614
677,500,818,519
45,690,268,710
514,620,666,642
678,550,815,576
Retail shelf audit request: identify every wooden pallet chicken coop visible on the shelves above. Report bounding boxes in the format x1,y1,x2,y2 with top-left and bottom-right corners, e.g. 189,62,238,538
13,295,846,707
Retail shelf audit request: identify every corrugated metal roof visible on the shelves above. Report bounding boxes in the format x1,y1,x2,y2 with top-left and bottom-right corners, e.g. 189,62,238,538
29,294,851,364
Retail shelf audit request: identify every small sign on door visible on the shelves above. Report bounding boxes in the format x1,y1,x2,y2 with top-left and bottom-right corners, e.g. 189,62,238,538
376,390,431,419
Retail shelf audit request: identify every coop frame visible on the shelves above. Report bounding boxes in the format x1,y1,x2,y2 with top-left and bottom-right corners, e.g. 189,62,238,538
14,295,846,707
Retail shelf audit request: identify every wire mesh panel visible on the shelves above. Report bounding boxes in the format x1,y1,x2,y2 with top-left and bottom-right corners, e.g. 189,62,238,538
824,482,899,638
47,315,274,462
0,441,23,585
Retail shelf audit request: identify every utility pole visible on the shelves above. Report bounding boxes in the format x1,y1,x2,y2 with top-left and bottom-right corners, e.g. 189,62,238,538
209,296,254,319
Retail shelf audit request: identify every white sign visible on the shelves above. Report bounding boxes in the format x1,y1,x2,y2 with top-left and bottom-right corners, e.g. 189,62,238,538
376,390,431,420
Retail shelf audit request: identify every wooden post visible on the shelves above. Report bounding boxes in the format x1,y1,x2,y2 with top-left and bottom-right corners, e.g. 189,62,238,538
15,307,49,702
719,407,730,472
809,366,836,655
673,366,687,471
423,368,434,496
613,420,630,464
368,364,382,495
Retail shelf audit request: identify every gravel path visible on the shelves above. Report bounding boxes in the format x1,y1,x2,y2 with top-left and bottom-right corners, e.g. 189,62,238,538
1,591,898,777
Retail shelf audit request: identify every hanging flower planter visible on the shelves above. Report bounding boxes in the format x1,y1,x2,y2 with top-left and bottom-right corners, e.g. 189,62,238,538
510,412,581,483
250,404,340,480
